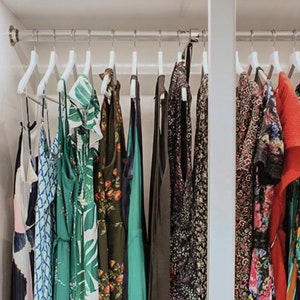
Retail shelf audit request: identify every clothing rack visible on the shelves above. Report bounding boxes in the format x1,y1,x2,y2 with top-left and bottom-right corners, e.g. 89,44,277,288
9,26,300,45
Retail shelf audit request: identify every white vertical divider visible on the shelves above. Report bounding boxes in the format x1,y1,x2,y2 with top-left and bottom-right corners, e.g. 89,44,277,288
207,0,236,300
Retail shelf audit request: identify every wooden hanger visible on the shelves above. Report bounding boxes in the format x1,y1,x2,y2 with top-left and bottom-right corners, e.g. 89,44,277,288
267,30,282,79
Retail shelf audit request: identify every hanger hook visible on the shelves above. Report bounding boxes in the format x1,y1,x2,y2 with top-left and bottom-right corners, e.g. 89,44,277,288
177,30,181,49
293,29,297,52
133,29,136,50
158,29,162,50
88,29,91,50
71,29,76,50
53,29,56,51
272,29,276,51
250,29,254,52
202,29,207,51
32,28,36,50
111,29,115,50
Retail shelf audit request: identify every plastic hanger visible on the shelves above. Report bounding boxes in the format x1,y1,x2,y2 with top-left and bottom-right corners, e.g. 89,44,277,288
17,29,40,94
177,31,183,63
57,29,78,92
158,30,164,76
37,30,59,97
267,30,282,79
288,30,300,78
100,30,116,98
235,50,244,75
202,30,208,75
247,30,260,75
130,30,138,99
83,30,94,87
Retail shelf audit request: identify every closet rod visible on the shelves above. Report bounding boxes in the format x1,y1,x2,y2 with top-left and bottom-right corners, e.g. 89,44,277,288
9,26,300,46
9,26,200,46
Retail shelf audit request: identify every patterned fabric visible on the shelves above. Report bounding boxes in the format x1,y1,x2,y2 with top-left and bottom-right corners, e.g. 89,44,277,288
94,69,126,300
235,72,264,299
192,73,208,299
148,75,171,300
52,80,77,300
248,82,284,300
35,124,58,300
11,122,38,300
168,61,197,299
67,74,100,299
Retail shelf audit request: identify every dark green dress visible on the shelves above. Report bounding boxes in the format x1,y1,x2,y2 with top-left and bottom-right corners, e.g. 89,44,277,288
94,69,126,299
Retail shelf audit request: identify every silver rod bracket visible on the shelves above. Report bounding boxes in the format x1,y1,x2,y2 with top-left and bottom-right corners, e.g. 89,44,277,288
9,25,19,46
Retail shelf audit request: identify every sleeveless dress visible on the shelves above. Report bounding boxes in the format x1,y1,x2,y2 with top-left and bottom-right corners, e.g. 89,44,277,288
12,118,38,300
168,44,198,299
94,69,126,299
68,74,100,299
148,74,171,300
122,75,147,300
34,100,58,300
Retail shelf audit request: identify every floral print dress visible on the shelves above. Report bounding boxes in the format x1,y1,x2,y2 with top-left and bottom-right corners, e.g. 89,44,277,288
94,69,126,300
192,73,208,299
248,82,284,300
235,72,264,299
168,58,198,299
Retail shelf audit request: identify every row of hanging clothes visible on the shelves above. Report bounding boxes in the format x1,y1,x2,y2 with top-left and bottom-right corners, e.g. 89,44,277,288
235,37,300,300
11,30,210,300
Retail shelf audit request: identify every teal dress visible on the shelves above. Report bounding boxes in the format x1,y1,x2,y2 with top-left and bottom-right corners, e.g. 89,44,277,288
123,75,147,300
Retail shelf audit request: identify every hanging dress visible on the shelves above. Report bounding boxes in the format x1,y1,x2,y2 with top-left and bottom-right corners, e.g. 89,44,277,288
235,71,264,300
269,72,300,300
94,69,126,300
67,74,101,299
168,43,198,299
12,98,38,300
148,74,170,300
248,81,283,300
34,99,58,300
122,75,147,300
192,72,208,299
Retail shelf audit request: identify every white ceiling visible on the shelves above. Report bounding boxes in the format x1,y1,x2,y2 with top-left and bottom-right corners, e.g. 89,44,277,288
1,0,300,31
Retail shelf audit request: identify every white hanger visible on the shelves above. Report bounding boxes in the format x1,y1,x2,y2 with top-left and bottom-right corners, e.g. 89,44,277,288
288,30,300,78
177,30,183,63
247,30,260,75
83,30,94,87
130,51,137,98
158,30,164,76
100,30,116,97
37,31,59,97
202,30,208,75
130,31,138,99
235,50,244,75
267,30,282,79
57,30,78,92
17,29,40,94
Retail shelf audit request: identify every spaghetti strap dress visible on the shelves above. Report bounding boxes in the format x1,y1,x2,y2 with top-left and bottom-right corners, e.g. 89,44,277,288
94,69,126,299
12,114,38,300
148,74,171,300
168,43,198,299
34,99,58,300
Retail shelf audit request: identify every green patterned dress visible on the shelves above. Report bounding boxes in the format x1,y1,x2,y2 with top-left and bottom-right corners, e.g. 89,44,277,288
68,74,101,299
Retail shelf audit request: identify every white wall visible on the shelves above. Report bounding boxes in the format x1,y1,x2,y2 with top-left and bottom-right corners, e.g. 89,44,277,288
0,2,33,299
